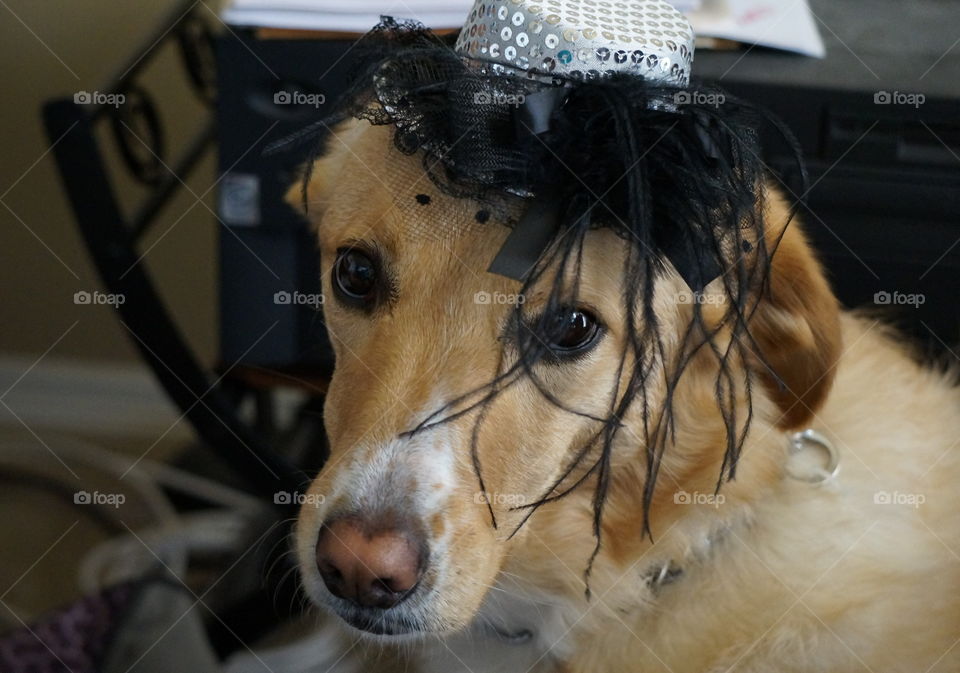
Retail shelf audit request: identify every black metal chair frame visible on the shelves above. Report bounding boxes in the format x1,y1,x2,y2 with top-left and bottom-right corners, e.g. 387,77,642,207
42,0,307,502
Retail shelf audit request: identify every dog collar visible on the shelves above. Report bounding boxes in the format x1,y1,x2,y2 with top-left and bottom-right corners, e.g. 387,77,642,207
642,527,723,595
642,429,840,593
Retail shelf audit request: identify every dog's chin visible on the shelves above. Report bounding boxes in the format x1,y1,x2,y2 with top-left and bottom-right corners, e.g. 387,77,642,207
338,610,429,639
324,601,470,641
306,572,479,639
318,596,451,640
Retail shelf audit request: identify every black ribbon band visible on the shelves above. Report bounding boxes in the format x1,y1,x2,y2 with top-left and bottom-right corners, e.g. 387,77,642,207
487,90,569,281
487,188,564,281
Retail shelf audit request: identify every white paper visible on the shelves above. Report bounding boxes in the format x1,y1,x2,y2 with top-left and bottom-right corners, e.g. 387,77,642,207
687,0,826,58
226,0,465,10
671,0,703,12
221,0,824,58
221,0,474,31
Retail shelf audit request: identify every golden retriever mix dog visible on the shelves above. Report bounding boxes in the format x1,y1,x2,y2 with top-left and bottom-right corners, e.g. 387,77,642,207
286,117,960,673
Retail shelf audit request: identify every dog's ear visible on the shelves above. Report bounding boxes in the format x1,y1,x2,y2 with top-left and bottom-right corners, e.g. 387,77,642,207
284,119,369,223
748,194,842,429
285,154,335,223
284,117,376,225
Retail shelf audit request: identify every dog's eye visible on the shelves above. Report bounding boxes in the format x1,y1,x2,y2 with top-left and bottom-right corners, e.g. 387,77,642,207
333,248,378,307
547,308,602,355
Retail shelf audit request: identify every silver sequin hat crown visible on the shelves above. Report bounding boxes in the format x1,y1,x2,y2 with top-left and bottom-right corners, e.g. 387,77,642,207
454,0,694,86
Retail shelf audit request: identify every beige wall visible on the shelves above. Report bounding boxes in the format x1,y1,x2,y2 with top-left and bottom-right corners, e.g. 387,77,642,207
0,1,224,365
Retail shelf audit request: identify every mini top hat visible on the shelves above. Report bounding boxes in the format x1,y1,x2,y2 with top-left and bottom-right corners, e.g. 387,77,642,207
446,0,701,280
455,0,694,87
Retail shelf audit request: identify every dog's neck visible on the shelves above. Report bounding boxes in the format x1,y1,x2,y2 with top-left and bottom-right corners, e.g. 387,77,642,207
489,422,839,652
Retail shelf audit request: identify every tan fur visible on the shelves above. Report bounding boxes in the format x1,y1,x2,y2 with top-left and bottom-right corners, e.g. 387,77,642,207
290,119,960,672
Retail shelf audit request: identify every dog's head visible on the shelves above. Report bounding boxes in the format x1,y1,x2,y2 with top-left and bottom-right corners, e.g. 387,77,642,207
290,119,841,637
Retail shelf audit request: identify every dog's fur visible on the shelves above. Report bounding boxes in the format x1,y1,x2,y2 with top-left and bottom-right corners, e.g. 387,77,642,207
289,119,960,672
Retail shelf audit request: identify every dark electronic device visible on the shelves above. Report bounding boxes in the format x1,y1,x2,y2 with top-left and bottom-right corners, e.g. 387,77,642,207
217,0,960,369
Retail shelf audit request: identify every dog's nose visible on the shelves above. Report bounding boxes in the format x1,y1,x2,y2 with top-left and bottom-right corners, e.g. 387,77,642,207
316,517,423,609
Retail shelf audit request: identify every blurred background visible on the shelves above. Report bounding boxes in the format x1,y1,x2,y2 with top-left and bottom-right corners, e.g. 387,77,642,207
1,1,219,366
0,0,958,670
1,1,222,631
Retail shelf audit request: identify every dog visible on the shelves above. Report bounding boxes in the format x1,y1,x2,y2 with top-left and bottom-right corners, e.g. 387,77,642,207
286,117,960,673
